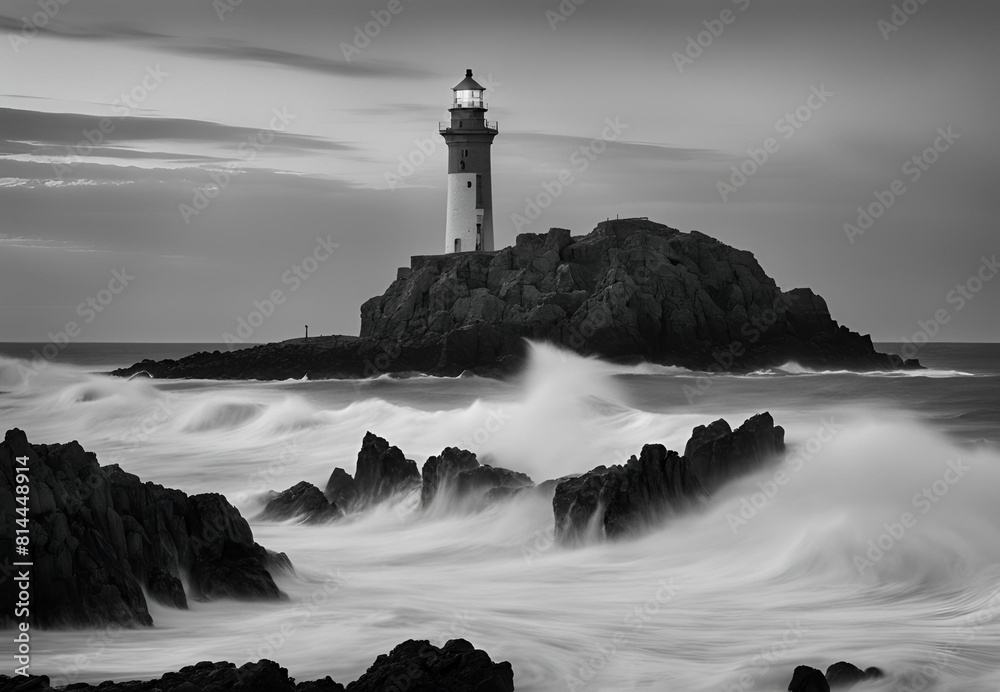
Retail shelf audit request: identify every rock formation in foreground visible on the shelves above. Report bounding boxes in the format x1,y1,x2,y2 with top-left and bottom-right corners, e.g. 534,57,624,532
0,638,514,692
553,413,785,543
0,429,290,629
111,218,919,381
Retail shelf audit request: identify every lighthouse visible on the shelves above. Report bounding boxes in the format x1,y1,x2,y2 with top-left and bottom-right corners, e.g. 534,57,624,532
439,69,498,253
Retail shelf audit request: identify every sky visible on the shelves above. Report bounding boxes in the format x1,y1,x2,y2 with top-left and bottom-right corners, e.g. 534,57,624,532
1,0,997,344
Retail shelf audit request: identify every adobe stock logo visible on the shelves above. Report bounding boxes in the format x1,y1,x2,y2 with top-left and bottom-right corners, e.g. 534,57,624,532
717,85,832,201
844,126,959,244
853,457,970,575
223,236,339,347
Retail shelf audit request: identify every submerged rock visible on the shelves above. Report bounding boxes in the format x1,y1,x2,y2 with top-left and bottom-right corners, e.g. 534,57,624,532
0,428,289,629
111,219,920,381
552,412,785,542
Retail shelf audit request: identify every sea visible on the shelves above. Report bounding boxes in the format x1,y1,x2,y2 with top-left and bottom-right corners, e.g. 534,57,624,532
1,341,999,691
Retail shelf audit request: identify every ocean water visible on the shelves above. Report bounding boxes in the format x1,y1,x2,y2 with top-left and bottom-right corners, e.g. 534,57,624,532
1,341,999,691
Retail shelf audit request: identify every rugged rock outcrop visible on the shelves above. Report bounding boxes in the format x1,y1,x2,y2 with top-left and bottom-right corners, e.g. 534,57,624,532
0,639,514,692
110,219,919,381
421,447,533,510
351,432,420,506
346,638,514,692
323,467,358,509
259,481,342,524
786,662,884,691
0,429,289,629
553,413,784,542
788,666,830,692
321,432,420,512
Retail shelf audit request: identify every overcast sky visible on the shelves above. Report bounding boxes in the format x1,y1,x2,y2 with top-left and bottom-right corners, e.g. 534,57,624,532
1,0,997,343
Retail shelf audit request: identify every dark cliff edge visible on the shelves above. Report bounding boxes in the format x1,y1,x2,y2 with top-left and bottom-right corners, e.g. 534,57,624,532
0,429,290,629
111,219,920,381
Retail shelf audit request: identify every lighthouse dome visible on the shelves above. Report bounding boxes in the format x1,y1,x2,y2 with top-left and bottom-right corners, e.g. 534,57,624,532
452,69,486,108
453,68,484,91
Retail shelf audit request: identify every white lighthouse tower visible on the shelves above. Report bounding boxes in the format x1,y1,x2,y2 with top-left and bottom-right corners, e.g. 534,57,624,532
439,69,498,253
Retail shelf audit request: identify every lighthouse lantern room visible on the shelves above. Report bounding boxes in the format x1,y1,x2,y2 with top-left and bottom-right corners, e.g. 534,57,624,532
439,69,498,253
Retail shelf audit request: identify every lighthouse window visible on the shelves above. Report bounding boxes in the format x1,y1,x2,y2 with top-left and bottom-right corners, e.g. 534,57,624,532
467,181,472,188
460,161,466,170
455,89,483,107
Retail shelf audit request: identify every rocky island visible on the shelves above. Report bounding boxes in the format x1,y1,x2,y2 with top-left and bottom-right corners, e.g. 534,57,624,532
111,219,919,381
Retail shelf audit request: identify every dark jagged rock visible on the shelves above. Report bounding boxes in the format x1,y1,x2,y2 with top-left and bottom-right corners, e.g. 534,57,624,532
421,447,480,507
259,481,342,524
272,432,420,517
788,665,830,692
421,447,533,510
683,414,786,493
110,219,920,381
346,638,514,692
553,413,784,542
0,640,514,692
0,428,288,629
454,465,533,498
825,662,885,688
350,432,420,509
323,467,358,508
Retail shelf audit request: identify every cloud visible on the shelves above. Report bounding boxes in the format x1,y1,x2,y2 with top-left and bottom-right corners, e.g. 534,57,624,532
170,40,434,80
0,14,434,80
0,235,98,252
345,103,445,119
0,153,362,191
1,139,228,163
0,107,352,153
502,132,721,164
0,157,364,261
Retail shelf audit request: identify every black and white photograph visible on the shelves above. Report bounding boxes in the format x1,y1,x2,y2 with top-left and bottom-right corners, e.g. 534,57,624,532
1,1,999,690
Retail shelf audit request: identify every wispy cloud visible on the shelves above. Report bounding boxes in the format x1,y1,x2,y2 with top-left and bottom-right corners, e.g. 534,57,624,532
503,132,720,163
0,235,98,251
0,107,352,153
0,14,434,80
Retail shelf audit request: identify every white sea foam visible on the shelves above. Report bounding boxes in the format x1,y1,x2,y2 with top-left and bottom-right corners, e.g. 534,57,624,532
4,346,1000,691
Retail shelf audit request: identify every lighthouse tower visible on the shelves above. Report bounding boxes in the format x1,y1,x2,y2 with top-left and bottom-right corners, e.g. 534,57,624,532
439,69,498,253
